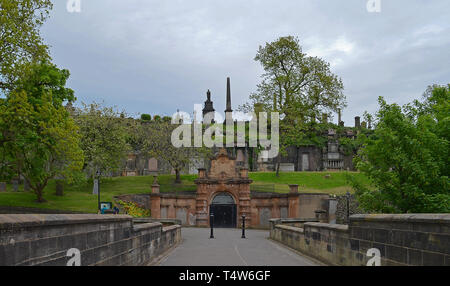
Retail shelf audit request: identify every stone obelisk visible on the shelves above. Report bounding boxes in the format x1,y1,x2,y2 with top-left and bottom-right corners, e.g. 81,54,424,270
225,77,233,124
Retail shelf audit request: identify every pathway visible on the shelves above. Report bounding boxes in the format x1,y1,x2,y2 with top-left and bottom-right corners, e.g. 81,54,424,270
157,227,319,266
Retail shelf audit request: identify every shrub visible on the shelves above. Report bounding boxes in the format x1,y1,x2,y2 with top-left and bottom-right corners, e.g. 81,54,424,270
117,200,151,217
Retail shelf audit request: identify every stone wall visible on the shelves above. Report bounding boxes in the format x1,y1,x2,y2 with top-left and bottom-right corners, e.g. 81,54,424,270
270,214,450,266
0,206,85,214
122,191,331,229
0,214,181,266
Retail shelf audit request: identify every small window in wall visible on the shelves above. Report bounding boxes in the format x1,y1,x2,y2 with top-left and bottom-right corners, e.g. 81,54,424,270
212,192,235,205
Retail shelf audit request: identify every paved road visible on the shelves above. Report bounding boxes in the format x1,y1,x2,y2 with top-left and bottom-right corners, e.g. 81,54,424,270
157,227,319,266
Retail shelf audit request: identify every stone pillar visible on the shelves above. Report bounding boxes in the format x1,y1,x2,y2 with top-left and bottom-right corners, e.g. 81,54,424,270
149,175,161,218
238,183,252,227
288,185,299,218
240,168,248,178
327,198,338,224
195,184,209,227
355,116,361,128
289,184,299,193
198,168,206,179
151,176,160,194
150,194,161,219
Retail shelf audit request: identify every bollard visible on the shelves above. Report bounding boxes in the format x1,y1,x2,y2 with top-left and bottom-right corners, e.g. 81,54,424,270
210,213,214,239
241,214,246,239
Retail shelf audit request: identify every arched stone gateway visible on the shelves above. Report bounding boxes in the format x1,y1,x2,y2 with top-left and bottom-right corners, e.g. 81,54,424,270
195,148,252,228
210,192,237,228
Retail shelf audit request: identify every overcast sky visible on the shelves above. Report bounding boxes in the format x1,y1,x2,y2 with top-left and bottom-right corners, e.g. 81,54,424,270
42,0,450,125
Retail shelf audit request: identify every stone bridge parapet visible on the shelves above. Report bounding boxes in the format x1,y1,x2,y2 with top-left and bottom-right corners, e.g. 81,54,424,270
0,214,181,266
270,214,450,266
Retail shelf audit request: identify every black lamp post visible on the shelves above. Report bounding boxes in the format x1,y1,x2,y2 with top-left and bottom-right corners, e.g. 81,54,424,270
96,170,101,213
210,213,214,239
241,214,246,239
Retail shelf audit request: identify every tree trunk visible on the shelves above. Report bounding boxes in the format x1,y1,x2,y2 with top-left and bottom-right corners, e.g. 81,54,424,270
175,169,181,184
35,187,47,203
276,155,281,177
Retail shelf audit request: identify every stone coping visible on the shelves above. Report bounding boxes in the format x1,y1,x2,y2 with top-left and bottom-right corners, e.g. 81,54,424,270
162,225,181,232
150,193,197,198
275,224,304,234
270,218,318,223
350,214,450,224
0,206,85,214
132,222,162,232
304,222,349,232
0,214,132,230
251,192,329,198
195,178,253,184
133,218,182,225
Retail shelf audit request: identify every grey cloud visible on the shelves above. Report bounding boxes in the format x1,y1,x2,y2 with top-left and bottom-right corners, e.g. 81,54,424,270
42,0,450,123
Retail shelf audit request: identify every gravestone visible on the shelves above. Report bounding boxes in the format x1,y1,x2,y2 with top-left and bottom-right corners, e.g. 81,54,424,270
55,180,64,196
148,158,158,172
12,179,19,192
0,182,6,192
279,163,295,172
92,179,99,195
23,180,30,192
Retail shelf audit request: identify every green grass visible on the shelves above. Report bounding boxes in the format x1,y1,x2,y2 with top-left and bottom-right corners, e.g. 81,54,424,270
0,172,370,213
249,171,370,194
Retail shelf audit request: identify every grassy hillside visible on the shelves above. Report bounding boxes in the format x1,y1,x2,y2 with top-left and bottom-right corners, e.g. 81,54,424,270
0,172,370,213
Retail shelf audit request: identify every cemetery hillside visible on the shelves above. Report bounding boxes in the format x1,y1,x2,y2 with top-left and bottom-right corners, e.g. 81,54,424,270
0,172,370,213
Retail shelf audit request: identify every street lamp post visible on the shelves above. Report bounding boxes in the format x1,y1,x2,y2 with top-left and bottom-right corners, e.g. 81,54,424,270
210,213,214,239
241,214,246,239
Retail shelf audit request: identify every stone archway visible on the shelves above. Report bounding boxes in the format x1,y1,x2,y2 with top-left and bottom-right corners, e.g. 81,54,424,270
195,148,252,228
209,192,237,228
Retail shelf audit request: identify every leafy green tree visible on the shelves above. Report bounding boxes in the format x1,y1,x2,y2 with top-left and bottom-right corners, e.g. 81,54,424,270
140,114,152,121
142,120,209,184
0,82,83,202
352,85,449,213
0,0,53,91
13,61,75,105
241,36,346,175
72,103,130,178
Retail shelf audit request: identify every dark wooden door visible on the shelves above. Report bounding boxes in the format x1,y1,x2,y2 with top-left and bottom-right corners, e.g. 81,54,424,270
210,204,237,228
